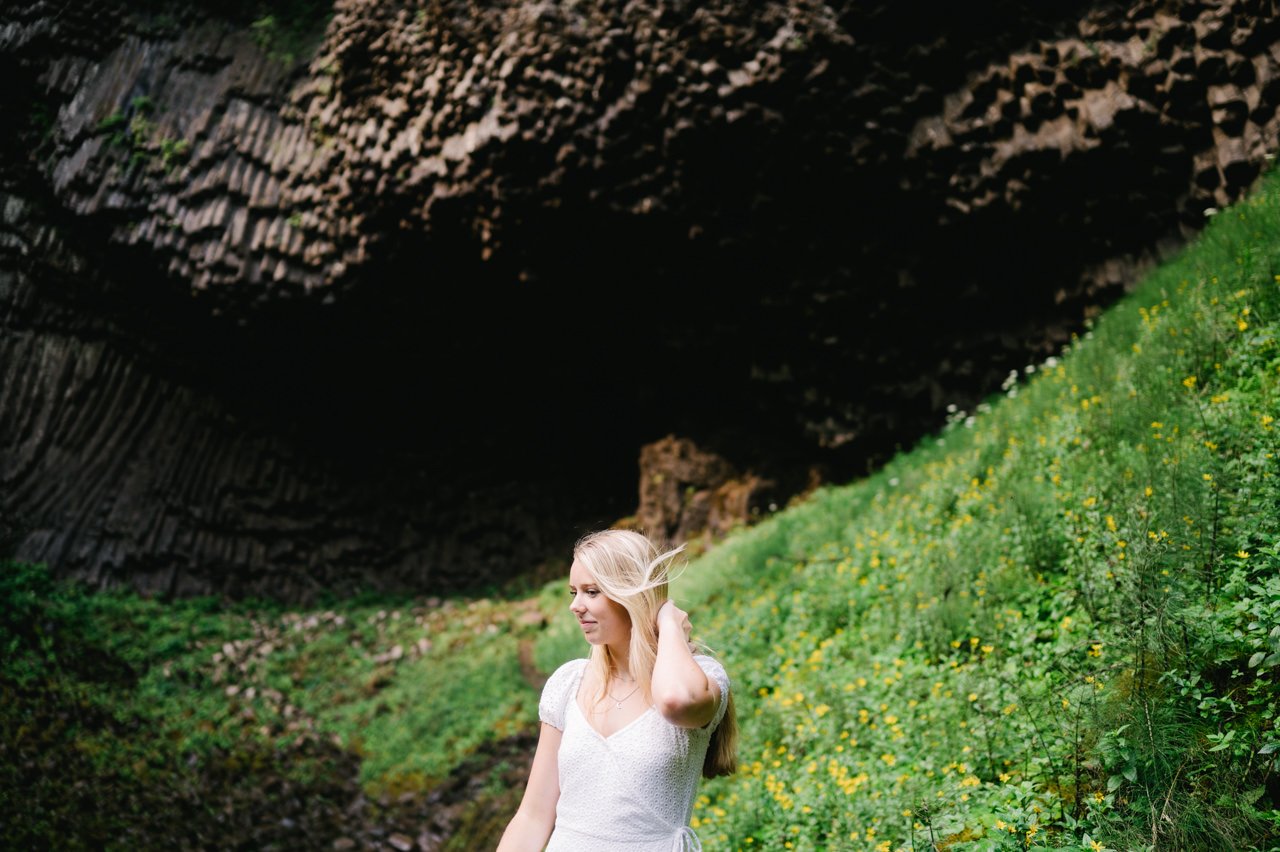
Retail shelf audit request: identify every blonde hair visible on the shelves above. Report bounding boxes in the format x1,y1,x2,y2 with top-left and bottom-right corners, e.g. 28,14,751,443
572,528,738,778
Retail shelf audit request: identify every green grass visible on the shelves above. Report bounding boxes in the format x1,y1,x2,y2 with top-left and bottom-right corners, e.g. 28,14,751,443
4,168,1280,849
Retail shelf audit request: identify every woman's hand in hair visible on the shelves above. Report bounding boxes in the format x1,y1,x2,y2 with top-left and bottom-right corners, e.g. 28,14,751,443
656,599,692,646
653,599,718,728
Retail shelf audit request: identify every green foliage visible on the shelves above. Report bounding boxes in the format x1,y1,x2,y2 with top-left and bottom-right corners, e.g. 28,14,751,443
97,95,189,175
158,136,190,171
342,633,532,791
0,563,354,848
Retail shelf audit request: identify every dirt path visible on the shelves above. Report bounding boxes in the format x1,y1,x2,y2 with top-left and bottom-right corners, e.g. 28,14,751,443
518,638,548,691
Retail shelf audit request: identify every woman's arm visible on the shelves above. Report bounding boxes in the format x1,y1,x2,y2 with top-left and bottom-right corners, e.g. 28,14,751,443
650,600,720,729
495,721,562,852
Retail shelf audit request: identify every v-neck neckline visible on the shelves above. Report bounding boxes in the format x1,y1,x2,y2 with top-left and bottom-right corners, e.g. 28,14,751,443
573,665,655,741
573,692,655,741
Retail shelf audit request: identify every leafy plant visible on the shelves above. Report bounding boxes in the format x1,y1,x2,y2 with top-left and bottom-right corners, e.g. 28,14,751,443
97,95,190,174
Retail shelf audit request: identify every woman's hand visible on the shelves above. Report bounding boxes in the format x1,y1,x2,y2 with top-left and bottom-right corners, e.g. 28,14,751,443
656,599,693,647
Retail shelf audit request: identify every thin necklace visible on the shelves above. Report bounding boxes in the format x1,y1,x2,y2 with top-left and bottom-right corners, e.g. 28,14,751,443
607,681,641,709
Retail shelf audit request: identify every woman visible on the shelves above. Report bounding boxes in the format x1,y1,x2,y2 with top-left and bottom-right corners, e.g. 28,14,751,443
497,528,737,851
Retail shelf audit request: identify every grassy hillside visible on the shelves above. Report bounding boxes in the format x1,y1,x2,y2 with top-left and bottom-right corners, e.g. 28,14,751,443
4,167,1280,850
669,169,1280,850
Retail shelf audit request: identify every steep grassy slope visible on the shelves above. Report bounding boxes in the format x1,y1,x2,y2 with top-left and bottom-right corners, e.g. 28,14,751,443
4,168,1280,850
660,168,1280,850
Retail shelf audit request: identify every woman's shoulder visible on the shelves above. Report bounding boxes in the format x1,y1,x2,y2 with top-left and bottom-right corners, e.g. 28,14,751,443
692,652,728,669
691,654,732,730
542,657,588,695
538,657,587,730
693,653,730,683
552,656,588,676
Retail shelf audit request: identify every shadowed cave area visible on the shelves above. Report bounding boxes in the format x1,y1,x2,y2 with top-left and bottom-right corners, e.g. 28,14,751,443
4,0,1279,600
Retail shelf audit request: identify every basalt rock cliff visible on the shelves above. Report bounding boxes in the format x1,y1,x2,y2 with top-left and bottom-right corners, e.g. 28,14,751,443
3,0,1279,600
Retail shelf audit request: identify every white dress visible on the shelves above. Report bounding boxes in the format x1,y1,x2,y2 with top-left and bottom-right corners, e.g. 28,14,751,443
539,655,731,852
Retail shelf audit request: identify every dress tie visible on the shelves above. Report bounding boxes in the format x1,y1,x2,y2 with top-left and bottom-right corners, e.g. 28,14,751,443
672,826,703,852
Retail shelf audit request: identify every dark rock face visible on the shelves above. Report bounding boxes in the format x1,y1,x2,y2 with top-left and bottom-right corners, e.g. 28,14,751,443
3,0,1280,600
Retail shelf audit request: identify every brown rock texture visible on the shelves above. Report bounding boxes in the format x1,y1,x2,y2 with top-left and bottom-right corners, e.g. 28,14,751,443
3,0,1280,598
634,434,777,547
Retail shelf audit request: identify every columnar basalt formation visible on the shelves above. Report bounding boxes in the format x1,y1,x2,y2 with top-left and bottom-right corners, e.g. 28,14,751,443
3,0,1279,599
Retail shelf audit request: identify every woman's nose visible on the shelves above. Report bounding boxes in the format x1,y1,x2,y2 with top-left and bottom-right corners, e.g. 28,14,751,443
569,595,584,613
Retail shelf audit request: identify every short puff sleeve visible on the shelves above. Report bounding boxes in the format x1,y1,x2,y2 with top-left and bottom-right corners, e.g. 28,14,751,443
695,654,731,731
538,658,587,731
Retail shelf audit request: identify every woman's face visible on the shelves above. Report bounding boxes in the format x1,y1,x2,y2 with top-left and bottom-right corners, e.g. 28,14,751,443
568,559,632,650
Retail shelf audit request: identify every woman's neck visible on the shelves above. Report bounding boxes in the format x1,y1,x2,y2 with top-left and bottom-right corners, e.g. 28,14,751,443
606,646,633,682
